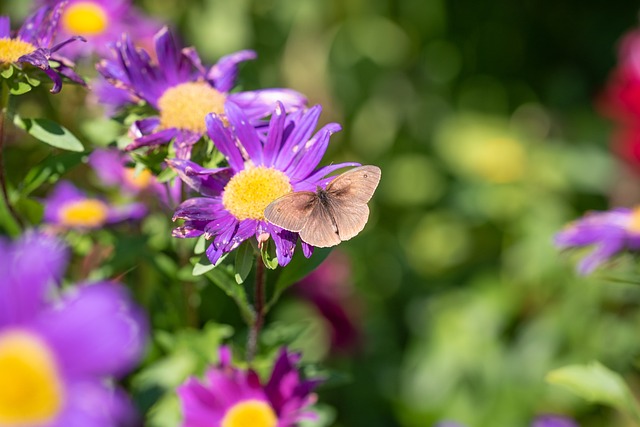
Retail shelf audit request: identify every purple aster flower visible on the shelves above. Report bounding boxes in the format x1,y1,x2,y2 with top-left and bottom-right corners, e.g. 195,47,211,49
43,180,146,229
37,0,160,60
169,101,358,267
0,231,147,426
96,26,308,159
178,346,320,427
0,2,84,93
88,148,181,207
532,415,579,427
554,207,640,275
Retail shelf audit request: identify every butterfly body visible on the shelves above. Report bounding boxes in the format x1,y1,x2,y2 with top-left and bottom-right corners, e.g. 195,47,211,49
264,165,381,247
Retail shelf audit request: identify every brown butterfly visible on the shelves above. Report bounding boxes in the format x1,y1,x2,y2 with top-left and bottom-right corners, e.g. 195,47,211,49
264,165,381,247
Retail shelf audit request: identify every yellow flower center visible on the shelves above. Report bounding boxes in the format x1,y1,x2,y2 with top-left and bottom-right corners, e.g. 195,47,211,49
62,1,109,36
157,82,227,134
124,167,153,190
0,330,64,425
59,198,109,228
221,400,278,427
628,207,640,234
0,38,37,64
222,166,292,221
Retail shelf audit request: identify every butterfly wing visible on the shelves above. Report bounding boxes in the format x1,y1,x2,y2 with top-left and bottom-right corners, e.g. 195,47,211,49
325,165,381,241
298,202,342,248
326,165,381,204
264,191,318,232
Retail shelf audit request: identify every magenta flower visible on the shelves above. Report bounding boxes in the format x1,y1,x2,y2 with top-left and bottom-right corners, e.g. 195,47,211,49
555,207,640,274
0,2,84,93
178,347,320,427
0,232,147,426
37,0,160,59
43,180,146,229
169,102,357,266
96,27,307,158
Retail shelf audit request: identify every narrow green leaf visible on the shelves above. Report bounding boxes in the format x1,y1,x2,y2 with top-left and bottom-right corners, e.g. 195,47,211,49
21,151,85,196
156,167,177,183
546,362,633,411
234,241,255,284
192,254,216,276
205,266,255,325
14,117,84,152
266,247,332,311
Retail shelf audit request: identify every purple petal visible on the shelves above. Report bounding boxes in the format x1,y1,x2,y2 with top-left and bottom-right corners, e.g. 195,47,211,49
207,50,257,93
225,101,263,165
228,88,307,122
126,128,178,151
107,202,147,223
532,415,579,427
266,223,297,266
167,158,233,197
577,237,626,275
88,149,127,186
274,105,323,171
0,17,10,38
173,198,224,221
155,27,192,85
131,117,161,137
173,131,203,160
37,282,147,378
262,101,287,167
0,232,68,326
294,162,360,191
206,113,245,171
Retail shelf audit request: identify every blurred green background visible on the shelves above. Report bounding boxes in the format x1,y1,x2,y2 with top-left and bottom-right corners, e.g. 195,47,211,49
4,0,640,426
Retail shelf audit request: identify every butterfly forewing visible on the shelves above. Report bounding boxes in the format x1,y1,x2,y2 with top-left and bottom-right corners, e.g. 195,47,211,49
298,202,342,247
263,191,318,232
326,165,381,204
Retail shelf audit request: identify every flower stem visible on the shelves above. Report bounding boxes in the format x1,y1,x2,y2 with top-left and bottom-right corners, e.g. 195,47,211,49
247,258,266,362
0,82,23,233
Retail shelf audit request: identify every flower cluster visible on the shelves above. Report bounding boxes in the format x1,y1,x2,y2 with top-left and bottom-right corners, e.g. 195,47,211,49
0,232,146,426
0,2,84,93
178,347,320,427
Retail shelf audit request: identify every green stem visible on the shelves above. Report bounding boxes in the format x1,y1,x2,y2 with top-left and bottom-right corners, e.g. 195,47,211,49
247,258,266,362
0,82,23,232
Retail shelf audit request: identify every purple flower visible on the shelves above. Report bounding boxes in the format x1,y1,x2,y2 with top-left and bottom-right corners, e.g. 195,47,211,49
532,415,579,427
37,0,160,59
169,101,358,266
178,347,320,427
0,2,84,93
0,232,147,426
96,27,308,158
554,207,640,274
43,180,146,229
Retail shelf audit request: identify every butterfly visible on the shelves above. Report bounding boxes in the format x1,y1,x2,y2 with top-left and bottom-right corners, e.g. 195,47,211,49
264,165,381,248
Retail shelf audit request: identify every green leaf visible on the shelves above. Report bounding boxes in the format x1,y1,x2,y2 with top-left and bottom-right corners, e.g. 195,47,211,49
9,81,32,95
234,241,255,284
204,265,255,325
21,151,85,196
1,66,14,78
156,167,177,183
192,253,227,276
260,239,279,270
193,235,207,255
266,247,332,311
14,117,84,152
15,197,43,224
546,362,637,413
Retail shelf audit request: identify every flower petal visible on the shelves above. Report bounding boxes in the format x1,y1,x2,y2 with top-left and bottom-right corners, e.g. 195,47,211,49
228,88,307,123
37,282,147,378
225,101,263,165
206,113,245,171
207,50,257,93
167,158,232,197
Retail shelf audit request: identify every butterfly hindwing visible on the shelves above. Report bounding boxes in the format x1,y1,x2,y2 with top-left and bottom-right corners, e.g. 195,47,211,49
263,191,318,233
298,201,342,248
